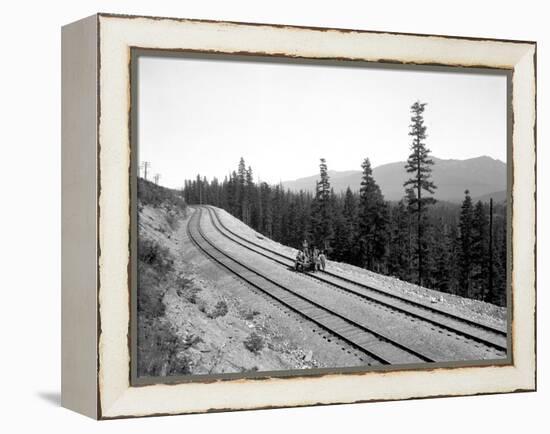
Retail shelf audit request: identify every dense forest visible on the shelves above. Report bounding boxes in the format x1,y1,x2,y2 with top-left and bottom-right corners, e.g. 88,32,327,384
178,102,508,306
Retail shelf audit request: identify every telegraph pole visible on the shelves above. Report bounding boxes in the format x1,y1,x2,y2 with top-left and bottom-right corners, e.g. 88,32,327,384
141,161,151,180
153,173,160,185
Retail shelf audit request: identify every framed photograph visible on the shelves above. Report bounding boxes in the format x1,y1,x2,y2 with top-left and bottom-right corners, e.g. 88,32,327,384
61,13,536,419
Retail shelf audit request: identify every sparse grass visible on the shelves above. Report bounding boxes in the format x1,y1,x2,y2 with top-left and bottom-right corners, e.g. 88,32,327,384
208,300,228,319
243,332,265,354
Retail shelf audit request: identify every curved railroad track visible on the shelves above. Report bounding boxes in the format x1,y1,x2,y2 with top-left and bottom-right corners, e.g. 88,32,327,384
203,205,508,354
187,207,437,366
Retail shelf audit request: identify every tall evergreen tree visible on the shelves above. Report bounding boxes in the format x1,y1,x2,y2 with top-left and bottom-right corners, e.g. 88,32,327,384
404,101,437,285
243,165,254,225
236,157,247,221
195,174,203,204
228,171,239,216
387,200,410,280
446,224,461,295
342,187,358,264
458,190,474,297
404,188,417,280
471,200,488,300
430,219,451,292
297,190,312,248
330,190,346,261
259,182,273,237
358,158,388,272
492,208,507,306
271,184,284,241
310,158,333,250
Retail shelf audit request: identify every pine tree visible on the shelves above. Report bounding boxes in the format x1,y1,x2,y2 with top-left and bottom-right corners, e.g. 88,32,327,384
446,224,461,295
342,187,358,264
458,190,474,298
471,201,489,300
236,157,247,221
430,219,451,292
358,158,388,272
330,190,346,261
492,205,507,306
271,184,284,241
243,165,254,225
297,190,312,249
310,158,333,251
404,101,437,286
485,198,506,306
260,182,273,237
228,171,239,216
387,200,410,280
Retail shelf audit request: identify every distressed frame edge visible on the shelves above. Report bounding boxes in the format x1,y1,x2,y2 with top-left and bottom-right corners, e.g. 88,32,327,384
93,14,536,419
96,11,537,46
61,13,100,419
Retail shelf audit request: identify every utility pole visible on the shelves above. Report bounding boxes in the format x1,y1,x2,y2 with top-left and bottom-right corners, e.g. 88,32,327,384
153,173,160,185
488,197,494,301
140,161,151,180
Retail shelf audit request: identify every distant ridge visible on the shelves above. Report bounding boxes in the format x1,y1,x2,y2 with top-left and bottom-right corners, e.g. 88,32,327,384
281,156,506,203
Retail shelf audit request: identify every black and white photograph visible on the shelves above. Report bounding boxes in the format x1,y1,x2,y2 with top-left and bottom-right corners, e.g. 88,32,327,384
134,53,510,380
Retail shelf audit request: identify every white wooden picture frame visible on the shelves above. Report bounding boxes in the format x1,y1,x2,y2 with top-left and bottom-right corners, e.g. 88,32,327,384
61,13,536,419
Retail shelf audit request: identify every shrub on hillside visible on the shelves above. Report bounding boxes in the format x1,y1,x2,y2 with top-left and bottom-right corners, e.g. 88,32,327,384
208,300,228,319
137,264,166,319
243,332,264,354
138,238,174,274
138,178,186,211
137,319,192,376
175,275,201,304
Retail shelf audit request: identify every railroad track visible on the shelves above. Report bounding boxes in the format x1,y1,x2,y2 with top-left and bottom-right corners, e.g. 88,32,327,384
203,205,508,354
187,207,436,366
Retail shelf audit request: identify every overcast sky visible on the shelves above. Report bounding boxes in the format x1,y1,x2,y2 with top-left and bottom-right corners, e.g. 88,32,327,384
138,55,507,188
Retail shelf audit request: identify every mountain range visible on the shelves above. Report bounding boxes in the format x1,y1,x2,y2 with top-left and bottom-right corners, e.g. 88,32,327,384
281,156,507,203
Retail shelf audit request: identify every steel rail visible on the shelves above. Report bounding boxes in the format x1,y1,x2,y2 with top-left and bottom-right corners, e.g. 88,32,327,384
204,205,507,353
188,208,437,365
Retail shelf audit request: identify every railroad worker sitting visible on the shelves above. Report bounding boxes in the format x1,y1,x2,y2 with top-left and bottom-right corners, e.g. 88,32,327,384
318,250,327,271
295,250,305,272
